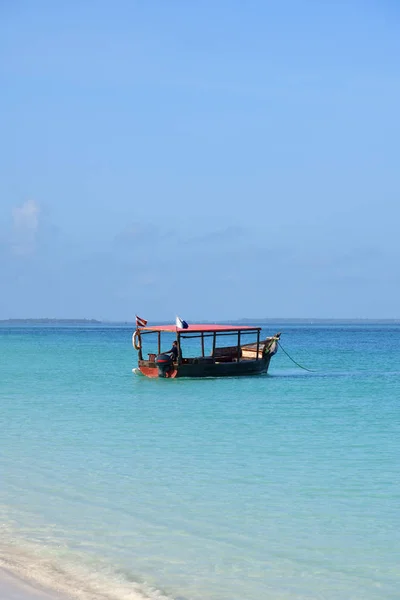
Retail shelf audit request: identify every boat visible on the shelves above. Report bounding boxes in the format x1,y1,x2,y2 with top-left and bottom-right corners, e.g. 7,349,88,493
132,323,281,378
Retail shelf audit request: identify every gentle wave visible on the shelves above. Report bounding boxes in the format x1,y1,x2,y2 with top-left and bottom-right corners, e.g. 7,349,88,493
0,537,175,600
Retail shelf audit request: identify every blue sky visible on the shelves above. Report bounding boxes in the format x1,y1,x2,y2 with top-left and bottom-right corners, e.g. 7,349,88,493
1,0,399,320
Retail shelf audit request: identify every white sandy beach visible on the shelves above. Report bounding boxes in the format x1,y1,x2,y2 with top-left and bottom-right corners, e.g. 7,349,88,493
0,568,69,600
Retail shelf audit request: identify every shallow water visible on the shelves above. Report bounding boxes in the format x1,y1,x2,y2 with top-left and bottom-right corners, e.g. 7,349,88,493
1,324,399,599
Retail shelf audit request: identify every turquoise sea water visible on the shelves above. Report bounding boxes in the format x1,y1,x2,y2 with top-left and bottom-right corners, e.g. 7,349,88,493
0,324,399,600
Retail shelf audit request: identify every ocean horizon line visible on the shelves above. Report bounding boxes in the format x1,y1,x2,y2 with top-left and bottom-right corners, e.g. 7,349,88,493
1,317,400,325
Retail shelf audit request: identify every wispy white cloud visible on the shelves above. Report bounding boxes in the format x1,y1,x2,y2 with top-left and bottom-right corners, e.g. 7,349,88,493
11,199,40,256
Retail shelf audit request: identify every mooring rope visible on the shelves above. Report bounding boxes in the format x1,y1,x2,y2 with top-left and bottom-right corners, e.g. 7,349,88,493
277,341,315,372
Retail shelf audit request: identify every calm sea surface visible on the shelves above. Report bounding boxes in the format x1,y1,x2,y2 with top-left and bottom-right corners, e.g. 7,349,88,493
0,324,399,600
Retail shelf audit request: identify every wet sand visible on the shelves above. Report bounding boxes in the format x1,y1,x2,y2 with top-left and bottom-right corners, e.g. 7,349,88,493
0,568,70,600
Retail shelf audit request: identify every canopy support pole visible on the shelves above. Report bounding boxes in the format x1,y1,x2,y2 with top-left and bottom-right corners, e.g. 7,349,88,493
256,330,260,361
176,333,182,364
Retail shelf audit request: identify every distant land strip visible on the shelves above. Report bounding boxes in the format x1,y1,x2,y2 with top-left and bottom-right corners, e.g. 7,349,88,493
0,318,102,324
1,318,399,325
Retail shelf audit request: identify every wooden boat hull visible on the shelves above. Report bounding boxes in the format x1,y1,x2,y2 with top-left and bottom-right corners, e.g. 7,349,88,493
139,364,178,378
138,355,273,378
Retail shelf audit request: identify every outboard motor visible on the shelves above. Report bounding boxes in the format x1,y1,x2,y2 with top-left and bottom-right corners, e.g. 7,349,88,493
155,353,174,378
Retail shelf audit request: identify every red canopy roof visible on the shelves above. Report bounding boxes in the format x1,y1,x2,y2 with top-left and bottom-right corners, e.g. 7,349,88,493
140,324,261,333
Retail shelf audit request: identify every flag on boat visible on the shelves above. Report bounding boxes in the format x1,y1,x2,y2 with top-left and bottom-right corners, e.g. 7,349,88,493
135,315,148,328
176,316,189,329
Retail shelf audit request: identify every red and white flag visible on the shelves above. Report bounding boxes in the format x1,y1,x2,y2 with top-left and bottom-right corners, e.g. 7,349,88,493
135,315,148,328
